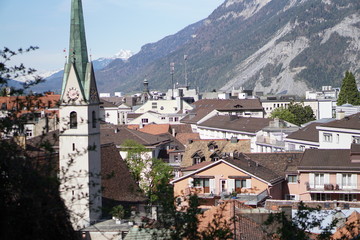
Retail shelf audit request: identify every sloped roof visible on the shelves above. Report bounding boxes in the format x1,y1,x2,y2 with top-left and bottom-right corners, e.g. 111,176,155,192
100,99,118,108
101,143,147,203
101,125,171,147
198,115,271,134
0,94,60,111
298,148,360,171
25,137,146,203
175,158,281,185
181,99,263,124
136,124,171,135
286,122,324,143
241,152,303,177
170,124,193,134
181,139,251,167
332,210,360,239
224,158,283,185
320,112,360,130
176,133,200,146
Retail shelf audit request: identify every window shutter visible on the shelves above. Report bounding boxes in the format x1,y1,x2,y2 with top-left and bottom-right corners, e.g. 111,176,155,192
309,173,315,188
209,179,215,194
336,174,342,189
352,174,357,189
246,179,252,189
228,179,235,193
324,174,330,184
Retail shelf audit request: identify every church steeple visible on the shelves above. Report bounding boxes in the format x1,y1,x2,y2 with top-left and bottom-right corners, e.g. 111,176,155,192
61,0,99,104
59,0,101,229
68,0,88,83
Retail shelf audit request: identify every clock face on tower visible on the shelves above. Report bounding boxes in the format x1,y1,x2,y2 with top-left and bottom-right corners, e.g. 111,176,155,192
67,87,80,101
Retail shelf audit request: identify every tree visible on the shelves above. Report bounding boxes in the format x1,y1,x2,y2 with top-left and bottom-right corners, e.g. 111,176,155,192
0,47,78,240
263,201,360,240
337,71,360,106
270,102,316,126
122,139,173,203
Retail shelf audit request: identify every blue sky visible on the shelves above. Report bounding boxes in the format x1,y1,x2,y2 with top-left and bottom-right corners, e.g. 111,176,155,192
0,0,224,72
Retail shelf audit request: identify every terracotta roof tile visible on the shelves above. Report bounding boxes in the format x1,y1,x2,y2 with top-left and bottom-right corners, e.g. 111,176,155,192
101,143,147,203
176,133,200,146
136,124,171,135
101,125,171,147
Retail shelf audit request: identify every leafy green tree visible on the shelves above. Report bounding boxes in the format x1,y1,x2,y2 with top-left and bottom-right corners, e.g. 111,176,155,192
337,71,360,106
270,102,315,126
264,201,335,240
122,139,173,203
0,47,77,240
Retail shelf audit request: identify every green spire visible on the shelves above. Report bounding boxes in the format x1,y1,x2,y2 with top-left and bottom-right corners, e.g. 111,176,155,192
68,0,88,84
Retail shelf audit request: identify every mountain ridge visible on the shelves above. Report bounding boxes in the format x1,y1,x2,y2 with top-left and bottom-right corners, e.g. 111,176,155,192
95,0,360,95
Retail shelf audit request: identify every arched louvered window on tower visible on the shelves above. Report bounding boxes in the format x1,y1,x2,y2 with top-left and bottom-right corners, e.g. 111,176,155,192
70,111,78,129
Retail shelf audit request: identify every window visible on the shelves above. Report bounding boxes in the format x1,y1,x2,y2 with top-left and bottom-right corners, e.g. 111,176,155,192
193,178,210,193
235,179,247,192
92,111,96,128
311,193,330,201
323,133,332,142
299,145,305,151
285,194,296,200
340,194,357,202
152,102,157,109
287,175,298,183
174,117,179,122
141,118,148,123
70,111,77,129
193,157,203,165
72,143,75,151
341,174,353,188
314,173,324,188
169,117,174,122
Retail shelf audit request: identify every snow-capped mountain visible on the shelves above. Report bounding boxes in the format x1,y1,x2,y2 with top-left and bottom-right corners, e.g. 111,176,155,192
24,50,133,93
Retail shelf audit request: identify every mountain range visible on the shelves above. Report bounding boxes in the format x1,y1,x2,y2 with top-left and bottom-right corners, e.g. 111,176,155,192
34,0,360,96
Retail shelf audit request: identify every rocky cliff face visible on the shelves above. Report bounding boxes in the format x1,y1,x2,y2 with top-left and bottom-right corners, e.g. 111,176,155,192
95,0,360,95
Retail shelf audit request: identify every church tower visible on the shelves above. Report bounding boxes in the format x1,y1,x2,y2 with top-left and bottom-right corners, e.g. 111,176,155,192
59,0,101,229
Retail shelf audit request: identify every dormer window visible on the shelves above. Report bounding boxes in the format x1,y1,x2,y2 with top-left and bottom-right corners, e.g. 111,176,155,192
191,150,205,165
210,150,221,162
207,141,218,152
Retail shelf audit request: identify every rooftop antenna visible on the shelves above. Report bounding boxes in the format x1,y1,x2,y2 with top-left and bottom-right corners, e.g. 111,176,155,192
184,55,188,88
170,62,175,99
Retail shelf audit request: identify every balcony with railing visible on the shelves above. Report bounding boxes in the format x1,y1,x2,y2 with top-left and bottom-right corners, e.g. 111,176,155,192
305,182,360,192
256,136,285,148
184,187,269,205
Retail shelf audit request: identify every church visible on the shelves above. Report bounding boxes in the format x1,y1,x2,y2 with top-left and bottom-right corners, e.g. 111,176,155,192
57,0,146,230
